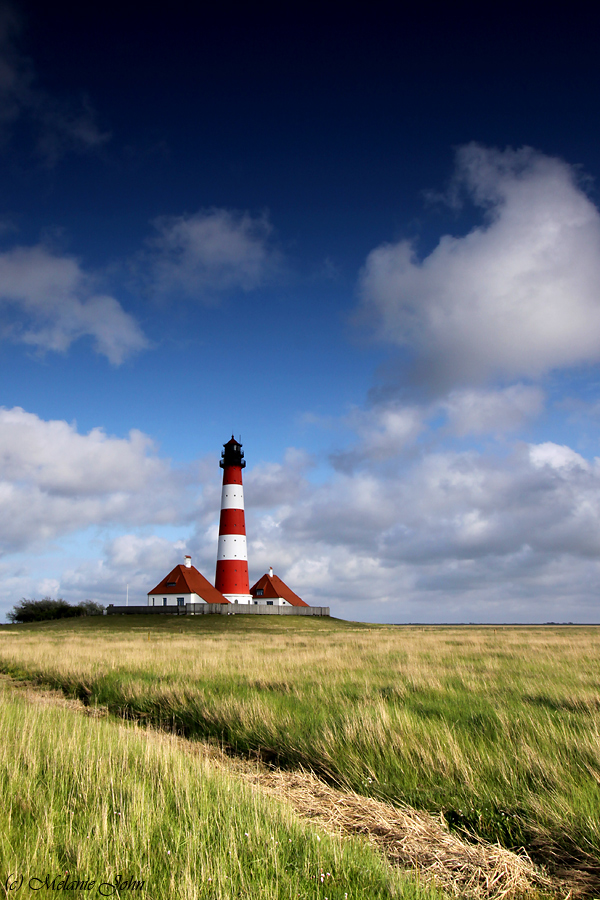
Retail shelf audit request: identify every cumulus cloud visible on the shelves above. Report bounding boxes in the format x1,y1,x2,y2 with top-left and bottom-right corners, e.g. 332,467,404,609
0,5,109,163
329,386,542,473
3,422,600,621
529,442,589,471
53,535,187,606
443,385,544,436
148,209,281,299
360,144,600,387
239,438,600,621
104,534,186,571
331,403,425,469
245,448,313,507
0,244,148,362
387,445,600,562
0,406,166,493
0,407,191,553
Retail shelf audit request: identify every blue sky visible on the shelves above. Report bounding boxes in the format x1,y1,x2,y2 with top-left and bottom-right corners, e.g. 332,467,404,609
2,1,600,622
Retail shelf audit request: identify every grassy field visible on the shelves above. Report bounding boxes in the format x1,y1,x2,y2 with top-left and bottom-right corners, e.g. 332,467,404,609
0,678,433,900
0,615,599,895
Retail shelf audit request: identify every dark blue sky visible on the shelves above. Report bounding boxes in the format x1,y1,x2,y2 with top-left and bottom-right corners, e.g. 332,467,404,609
10,2,600,262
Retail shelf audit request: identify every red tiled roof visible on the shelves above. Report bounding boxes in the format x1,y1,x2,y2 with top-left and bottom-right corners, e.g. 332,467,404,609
249,573,309,606
148,565,230,604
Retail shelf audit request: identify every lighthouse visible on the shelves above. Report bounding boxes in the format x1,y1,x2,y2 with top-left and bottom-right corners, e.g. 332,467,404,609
215,436,253,604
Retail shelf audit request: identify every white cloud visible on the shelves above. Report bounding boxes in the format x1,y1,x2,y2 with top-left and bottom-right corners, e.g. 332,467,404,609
105,534,186,571
0,407,191,552
3,407,600,623
0,244,148,362
245,448,313,507
149,209,281,299
329,386,542,473
331,403,425,469
53,535,187,606
528,442,589,471
248,471,401,562
240,439,600,621
0,406,166,493
443,385,544,436
352,405,424,456
360,144,600,387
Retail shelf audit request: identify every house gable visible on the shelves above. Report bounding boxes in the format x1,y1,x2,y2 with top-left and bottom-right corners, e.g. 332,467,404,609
249,573,308,606
148,565,229,604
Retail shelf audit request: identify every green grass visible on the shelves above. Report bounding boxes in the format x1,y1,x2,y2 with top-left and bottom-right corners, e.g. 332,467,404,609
0,679,438,900
1,616,600,884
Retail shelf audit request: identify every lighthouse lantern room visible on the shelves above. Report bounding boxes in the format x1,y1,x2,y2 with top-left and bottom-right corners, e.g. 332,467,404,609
215,437,253,604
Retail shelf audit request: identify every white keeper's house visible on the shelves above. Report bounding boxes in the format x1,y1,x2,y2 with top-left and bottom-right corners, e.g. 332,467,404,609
148,558,309,609
147,556,228,608
249,568,309,607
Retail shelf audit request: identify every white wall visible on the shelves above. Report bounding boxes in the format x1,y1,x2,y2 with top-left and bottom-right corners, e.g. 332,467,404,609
224,593,253,605
251,597,290,607
148,592,200,607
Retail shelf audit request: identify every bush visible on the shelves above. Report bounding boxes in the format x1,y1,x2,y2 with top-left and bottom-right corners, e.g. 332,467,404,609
7,597,104,624
77,600,105,617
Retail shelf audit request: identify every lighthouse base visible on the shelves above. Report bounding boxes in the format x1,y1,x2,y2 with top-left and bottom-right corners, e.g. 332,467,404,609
223,593,254,605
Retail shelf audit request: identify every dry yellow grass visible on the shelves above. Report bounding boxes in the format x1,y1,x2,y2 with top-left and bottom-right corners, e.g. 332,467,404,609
1,620,598,697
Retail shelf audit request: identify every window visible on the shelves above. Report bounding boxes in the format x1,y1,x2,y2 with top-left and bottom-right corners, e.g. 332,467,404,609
267,601,273,606
163,598,167,606
256,589,264,597
166,581,176,586
177,598,185,607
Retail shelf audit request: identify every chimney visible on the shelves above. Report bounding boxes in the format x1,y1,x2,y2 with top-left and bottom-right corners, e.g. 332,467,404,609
269,567,273,578
185,555,192,568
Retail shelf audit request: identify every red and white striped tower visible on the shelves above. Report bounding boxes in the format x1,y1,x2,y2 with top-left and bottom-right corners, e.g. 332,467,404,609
215,436,252,604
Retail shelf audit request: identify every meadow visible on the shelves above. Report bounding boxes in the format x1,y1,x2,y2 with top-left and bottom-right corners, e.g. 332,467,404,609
0,615,599,897
0,678,430,900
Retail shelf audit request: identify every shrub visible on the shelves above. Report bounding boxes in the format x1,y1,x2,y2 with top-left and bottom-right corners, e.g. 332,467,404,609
7,597,104,624
77,600,105,616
